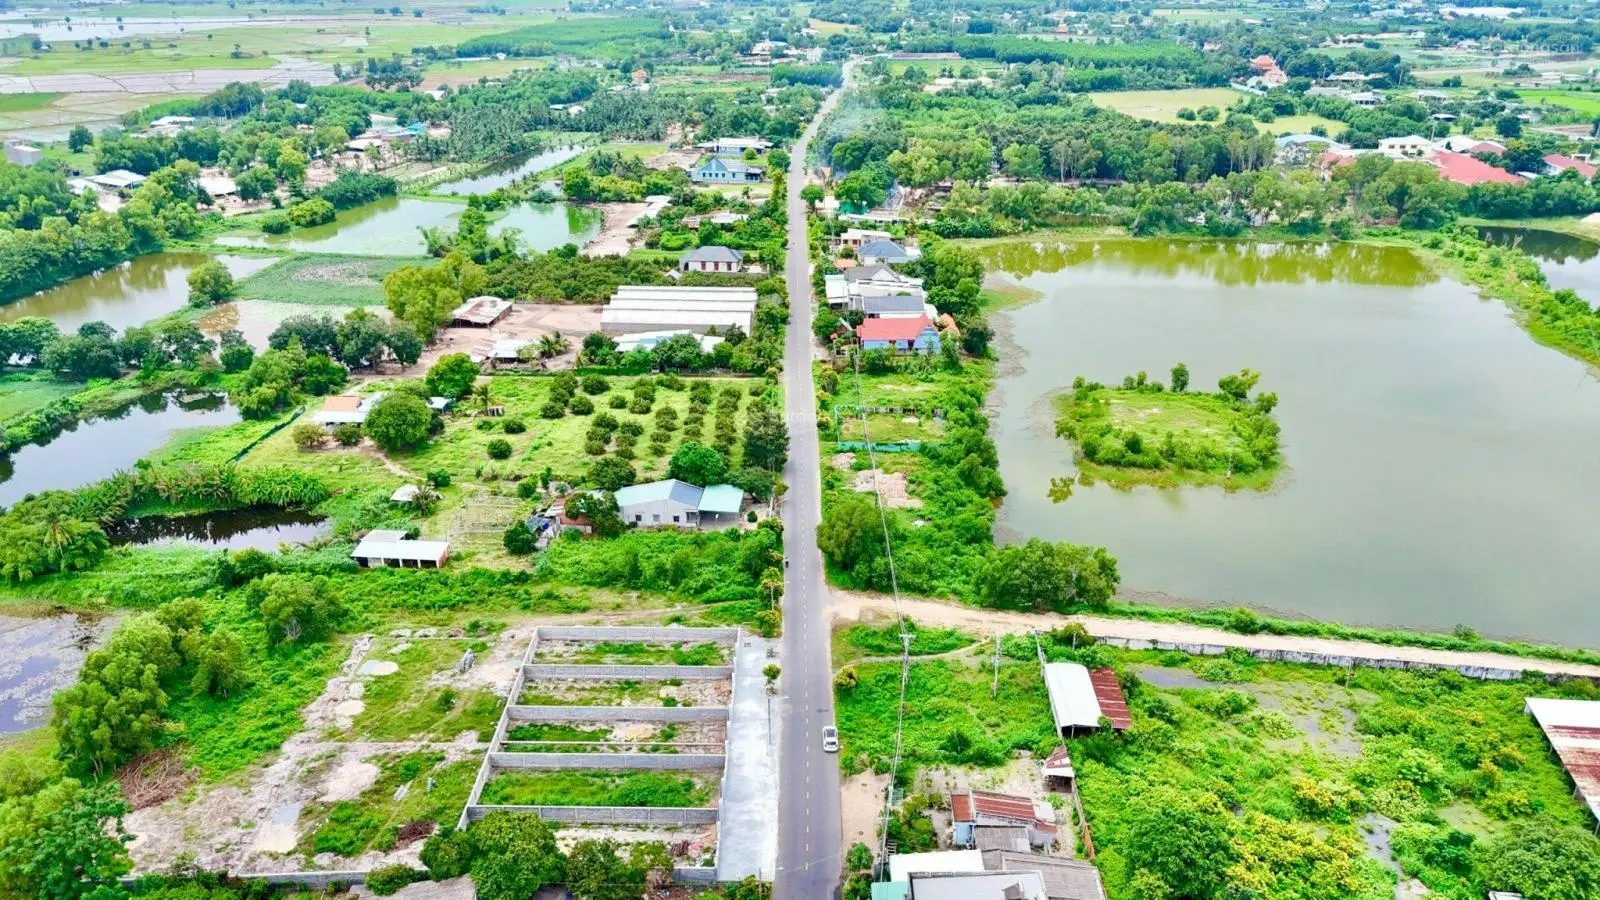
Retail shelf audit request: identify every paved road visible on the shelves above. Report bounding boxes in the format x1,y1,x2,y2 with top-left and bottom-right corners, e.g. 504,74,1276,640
775,74,848,900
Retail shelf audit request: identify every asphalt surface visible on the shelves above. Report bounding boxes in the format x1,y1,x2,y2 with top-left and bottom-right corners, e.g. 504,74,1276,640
774,74,848,900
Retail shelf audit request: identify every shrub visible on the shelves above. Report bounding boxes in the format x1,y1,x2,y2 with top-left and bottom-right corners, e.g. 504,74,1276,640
516,479,540,499
486,439,513,460
582,375,610,394
540,401,564,419
287,197,336,227
260,212,291,234
292,423,324,449
420,826,473,880
585,439,607,455
608,394,628,409
504,521,536,555
629,396,652,414
502,417,526,434
426,469,452,488
568,394,594,415
366,864,424,896
333,423,362,446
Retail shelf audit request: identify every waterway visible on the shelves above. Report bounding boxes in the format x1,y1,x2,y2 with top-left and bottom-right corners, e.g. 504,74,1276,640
0,614,114,734
0,391,238,507
0,253,275,334
214,196,601,256
982,238,1600,646
433,144,589,195
107,508,328,550
0,14,357,40
1476,224,1600,303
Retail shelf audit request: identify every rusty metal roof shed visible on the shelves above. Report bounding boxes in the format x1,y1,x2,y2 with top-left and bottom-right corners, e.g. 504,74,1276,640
1526,697,1600,825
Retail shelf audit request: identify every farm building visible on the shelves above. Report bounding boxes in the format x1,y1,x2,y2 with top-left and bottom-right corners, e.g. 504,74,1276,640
701,137,772,155
613,479,746,528
1525,697,1600,831
450,296,512,327
3,140,42,166
614,329,725,354
951,790,1057,850
680,245,745,273
197,174,239,198
602,286,756,336
351,529,450,569
1041,663,1131,737
879,847,1104,900
89,169,147,191
310,392,386,427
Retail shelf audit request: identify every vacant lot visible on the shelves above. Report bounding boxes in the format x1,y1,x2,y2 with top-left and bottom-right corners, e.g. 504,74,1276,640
836,623,1600,900
1519,88,1600,116
480,770,715,807
1087,88,1240,123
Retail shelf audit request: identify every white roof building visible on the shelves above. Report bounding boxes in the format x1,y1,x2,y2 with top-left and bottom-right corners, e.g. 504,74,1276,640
89,169,147,190
351,529,450,568
1525,697,1600,826
602,285,757,335
889,850,986,883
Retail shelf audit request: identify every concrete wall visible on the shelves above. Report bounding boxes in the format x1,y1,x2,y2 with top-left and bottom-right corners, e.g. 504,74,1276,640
1099,637,1528,681
465,804,719,825
507,704,730,723
487,752,726,770
522,663,734,681
538,625,739,643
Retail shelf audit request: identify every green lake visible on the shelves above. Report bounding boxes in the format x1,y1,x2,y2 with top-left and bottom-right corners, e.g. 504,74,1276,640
982,238,1600,646
214,196,601,256
0,253,275,333
1477,224,1600,303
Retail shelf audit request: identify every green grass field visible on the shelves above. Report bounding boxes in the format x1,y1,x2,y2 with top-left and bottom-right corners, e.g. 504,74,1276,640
0,93,61,114
1518,88,1600,116
479,770,713,807
0,378,80,421
238,255,426,307
348,635,504,742
1264,113,1347,136
1088,88,1240,123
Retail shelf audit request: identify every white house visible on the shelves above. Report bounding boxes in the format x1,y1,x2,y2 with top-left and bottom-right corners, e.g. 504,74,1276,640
351,529,450,569
858,239,915,265
692,157,762,183
613,480,745,528
680,245,745,273
1378,135,1434,159
700,137,772,155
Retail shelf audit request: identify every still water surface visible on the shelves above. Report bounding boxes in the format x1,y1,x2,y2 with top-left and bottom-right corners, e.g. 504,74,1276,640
215,196,600,256
1477,225,1600,303
433,145,588,194
983,239,1600,646
108,508,328,550
0,253,274,333
0,391,238,507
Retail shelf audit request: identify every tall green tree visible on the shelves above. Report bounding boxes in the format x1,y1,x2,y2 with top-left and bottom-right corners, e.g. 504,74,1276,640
467,812,565,900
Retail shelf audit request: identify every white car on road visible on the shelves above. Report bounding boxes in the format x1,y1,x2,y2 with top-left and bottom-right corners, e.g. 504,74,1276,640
821,725,839,752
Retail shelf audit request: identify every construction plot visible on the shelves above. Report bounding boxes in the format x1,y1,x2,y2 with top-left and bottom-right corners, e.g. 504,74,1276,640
461,625,777,883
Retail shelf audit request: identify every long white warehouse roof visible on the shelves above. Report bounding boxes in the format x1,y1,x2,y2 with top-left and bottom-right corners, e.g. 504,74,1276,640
605,299,758,313
601,308,754,331
1043,662,1103,731
611,285,758,303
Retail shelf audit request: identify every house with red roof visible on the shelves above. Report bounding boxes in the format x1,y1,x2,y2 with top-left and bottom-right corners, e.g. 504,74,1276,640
951,790,1058,851
1426,150,1524,186
1249,54,1277,72
856,315,940,353
1545,153,1598,179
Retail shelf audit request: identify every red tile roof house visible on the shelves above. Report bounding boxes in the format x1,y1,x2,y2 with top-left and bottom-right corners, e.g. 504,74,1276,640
856,315,941,353
951,790,1058,851
1545,153,1598,179
1249,54,1277,72
1426,150,1525,186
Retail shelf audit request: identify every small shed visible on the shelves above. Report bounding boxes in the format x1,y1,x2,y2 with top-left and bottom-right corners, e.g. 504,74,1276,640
1043,662,1130,737
1042,746,1075,788
391,484,420,504
450,296,512,327
351,529,450,569
951,791,1056,850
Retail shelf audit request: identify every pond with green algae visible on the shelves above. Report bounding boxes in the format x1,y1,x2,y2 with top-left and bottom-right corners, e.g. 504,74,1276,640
215,196,601,257
980,238,1600,646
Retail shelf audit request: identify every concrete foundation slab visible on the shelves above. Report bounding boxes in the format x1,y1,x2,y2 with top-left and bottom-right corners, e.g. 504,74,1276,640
717,634,779,881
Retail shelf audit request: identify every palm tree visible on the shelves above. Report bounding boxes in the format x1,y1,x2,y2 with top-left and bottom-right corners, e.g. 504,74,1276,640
537,331,570,360
470,382,492,414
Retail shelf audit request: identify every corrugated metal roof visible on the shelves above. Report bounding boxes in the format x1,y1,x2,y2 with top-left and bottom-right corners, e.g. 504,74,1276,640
612,285,757,302
615,479,704,508
972,791,1042,825
909,871,1047,900
981,851,1108,900
951,792,973,823
1527,697,1600,822
1088,668,1131,730
351,536,450,563
683,245,744,264
602,307,754,332
857,315,934,342
972,826,1030,853
888,850,985,883
859,239,911,261
863,295,927,315
1043,663,1103,731
698,484,744,514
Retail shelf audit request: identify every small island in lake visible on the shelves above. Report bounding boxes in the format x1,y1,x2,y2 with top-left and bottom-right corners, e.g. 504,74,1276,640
1053,364,1283,490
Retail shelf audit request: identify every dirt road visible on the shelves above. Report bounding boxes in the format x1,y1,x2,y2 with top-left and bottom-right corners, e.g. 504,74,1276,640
827,590,1600,680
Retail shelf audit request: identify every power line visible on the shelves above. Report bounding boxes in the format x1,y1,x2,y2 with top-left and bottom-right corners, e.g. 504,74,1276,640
847,347,912,864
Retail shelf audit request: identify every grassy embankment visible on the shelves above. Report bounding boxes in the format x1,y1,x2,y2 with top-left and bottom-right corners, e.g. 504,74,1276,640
834,623,1600,900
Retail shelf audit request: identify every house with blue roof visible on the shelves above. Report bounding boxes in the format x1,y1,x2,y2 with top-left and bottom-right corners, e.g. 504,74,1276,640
692,157,763,184
613,479,747,528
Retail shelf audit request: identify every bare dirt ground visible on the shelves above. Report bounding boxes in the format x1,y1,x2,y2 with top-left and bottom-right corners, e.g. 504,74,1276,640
839,771,890,855
411,303,601,372
853,469,921,509
582,202,648,257
519,678,731,708
122,633,488,875
646,148,701,171
827,592,1600,679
